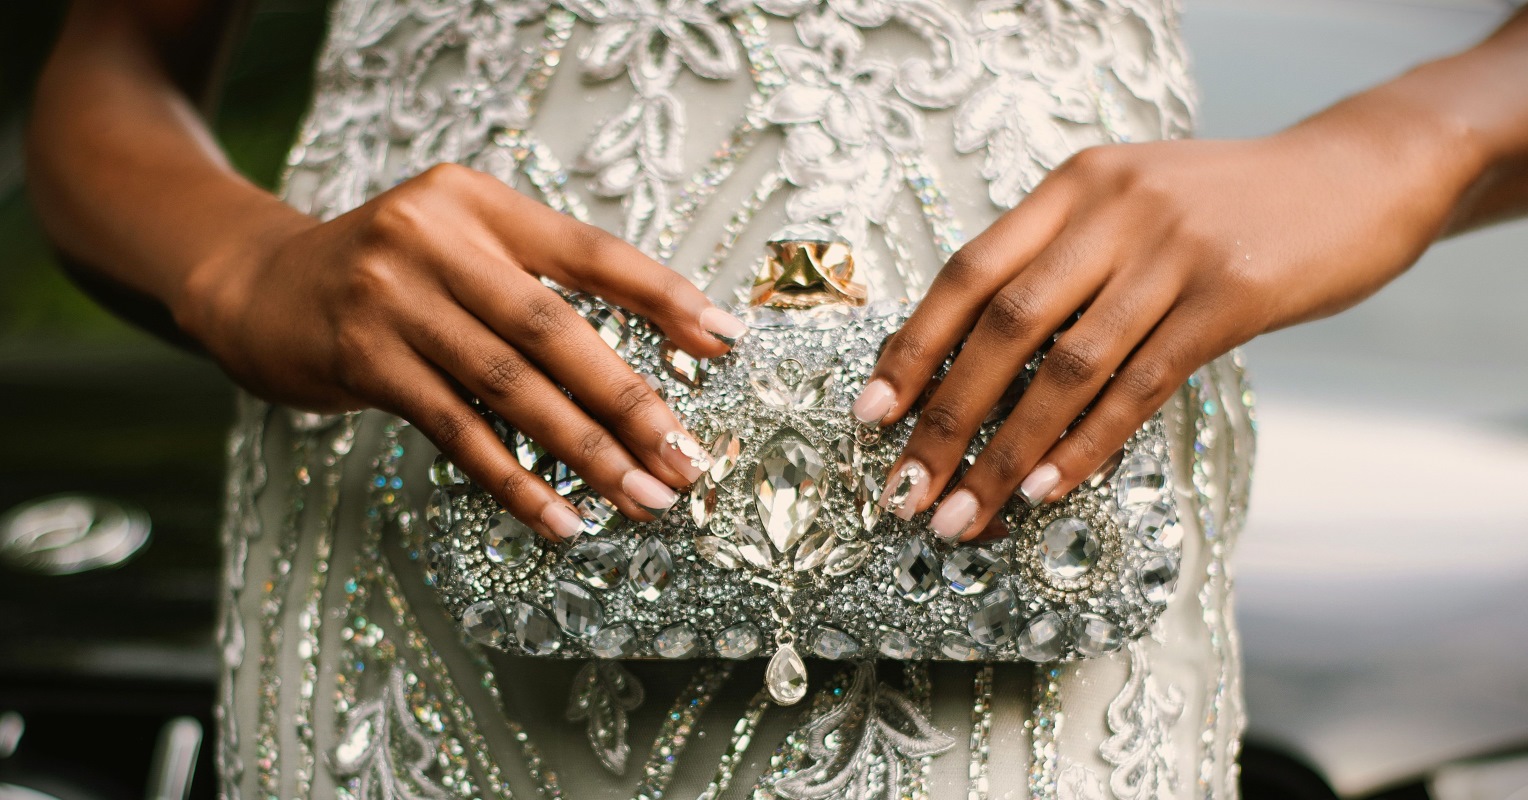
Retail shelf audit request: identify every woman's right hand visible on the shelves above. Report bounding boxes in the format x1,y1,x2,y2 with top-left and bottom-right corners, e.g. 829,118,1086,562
178,163,748,541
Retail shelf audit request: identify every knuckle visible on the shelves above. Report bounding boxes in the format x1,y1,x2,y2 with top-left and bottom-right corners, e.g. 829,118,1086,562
366,193,430,246
980,442,1026,487
941,245,995,283
1061,424,1106,462
881,328,930,366
567,223,620,273
575,427,611,464
1117,358,1170,404
982,286,1043,341
496,468,539,507
428,407,478,449
416,162,478,191
917,402,966,446
1061,145,1116,178
479,352,530,399
519,292,570,343
1044,337,1105,390
610,378,659,418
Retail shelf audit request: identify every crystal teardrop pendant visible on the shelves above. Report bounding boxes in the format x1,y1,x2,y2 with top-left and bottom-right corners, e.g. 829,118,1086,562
765,642,808,705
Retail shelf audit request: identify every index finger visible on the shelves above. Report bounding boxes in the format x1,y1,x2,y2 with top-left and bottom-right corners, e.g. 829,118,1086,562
851,179,1073,426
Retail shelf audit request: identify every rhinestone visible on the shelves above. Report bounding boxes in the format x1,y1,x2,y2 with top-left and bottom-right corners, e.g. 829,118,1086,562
733,522,774,569
628,536,674,602
590,623,638,658
512,432,546,472
661,341,707,387
884,463,926,514
792,528,834,572
425,490,452,533
765,642,808,705
812,627,860,660
833,434,862,486
823,541,871,576
939,631,983,661
462,601,506,647
429,455,467,487
424,542,455,587
713,622,762,659
1087,449,1126,489
512,603,561,656
967,588,1018,647
567,539,625,588
690,477,718,528
943,547,1003,595
553,580,603,637
1139,556,1179,605
878,628,919,659
483,513,536,566
1134,500,1182,550
1074,614,1123,657
753,429,826,554
576,494,624,536
708,432,742,482
893,538,941,602
1039,518,1099,579
852,473,883,532
1017,611,1067,662
548,461,586,497
749,369,793,408
587,306,628,351
1115,454,1167,510
652,623,699,658
695,536,744,570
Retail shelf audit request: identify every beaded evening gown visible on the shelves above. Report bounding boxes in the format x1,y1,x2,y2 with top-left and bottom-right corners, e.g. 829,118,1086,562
215,0,1257,797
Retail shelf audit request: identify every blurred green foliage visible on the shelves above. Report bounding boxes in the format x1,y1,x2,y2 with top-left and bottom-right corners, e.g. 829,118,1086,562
0,0,328,348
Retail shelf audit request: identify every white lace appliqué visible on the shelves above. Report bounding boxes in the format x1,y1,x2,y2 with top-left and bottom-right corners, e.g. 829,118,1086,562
1100,641,1187,799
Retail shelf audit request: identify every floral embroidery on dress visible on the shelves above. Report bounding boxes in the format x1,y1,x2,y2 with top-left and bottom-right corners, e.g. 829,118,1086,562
332,663,455,800
565,659,646,774
1100,641,1187,799
1057,763,1107,800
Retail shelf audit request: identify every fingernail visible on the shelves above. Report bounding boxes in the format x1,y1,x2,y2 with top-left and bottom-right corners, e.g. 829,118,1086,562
622,470,678,517
662,431,712,482
542,503,584,540
930,489,979,540
881,461,929,520
1019,463,1061,507
699,307,749,346
853,379,896,424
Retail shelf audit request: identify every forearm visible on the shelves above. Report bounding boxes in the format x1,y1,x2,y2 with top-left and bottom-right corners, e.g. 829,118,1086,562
25,0,308,335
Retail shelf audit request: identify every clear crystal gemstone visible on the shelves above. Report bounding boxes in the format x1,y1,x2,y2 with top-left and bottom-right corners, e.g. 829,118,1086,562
833,435,861,486
462,601,506,647
1039,518,1099,579
1139,556,1179,605
893,538,941,602
1115,454,1167,510
424,542,456,587
939,631,983,661
1134,500,1182,550
708,432,742,482
429,455,467,487
1087,449,1126,489
733,522,775,569
483,513,536,566
513,603,561,656
567,540,625,588
852,473,883,532
512,432,546,472
765,643,808,705
553,580,603,638
587,306,628,351
425,490,452,532
713,622,762,659
628,536,674,602
661,341,707,387
792,528,834,572
548,461,586,497
878,628,919,659
943,548,1003,595
823,541,871,576
690,477,718,529
695,536,744,570
1074,614,1123,657
576,494,624,536
967,588,1018,647
589,623,637,658
652,623,699,658
749,370,794,408
1017,611,1067,662
753,429,826,554
884,463,926,514
812,627,860,660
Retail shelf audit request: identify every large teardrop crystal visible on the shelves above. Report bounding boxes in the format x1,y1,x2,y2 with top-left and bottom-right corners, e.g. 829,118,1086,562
753,429,826,554
765,642,808,705
733,522,775,569
628,536,674,602
893,538,941,602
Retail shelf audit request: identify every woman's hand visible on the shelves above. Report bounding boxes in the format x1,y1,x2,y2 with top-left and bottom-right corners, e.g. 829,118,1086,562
180,163,749,541
854,97,1486,542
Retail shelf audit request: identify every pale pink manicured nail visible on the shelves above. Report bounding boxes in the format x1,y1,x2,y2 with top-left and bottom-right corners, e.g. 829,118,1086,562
1019,463,1061,507
542,504,584,540
623,470,677,517
662,431,711,483
699,307,749,346
930,489,979,540
853,379,896,425
881,461,929,520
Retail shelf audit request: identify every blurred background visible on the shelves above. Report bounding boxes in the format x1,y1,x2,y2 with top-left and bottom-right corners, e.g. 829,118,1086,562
0,1,1524,798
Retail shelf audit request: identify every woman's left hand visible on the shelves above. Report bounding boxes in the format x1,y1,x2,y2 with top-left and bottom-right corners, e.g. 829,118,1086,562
854,108,1477,542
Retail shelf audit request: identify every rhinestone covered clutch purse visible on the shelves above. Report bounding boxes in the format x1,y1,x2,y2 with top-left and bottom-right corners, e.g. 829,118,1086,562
422,231,1185,704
